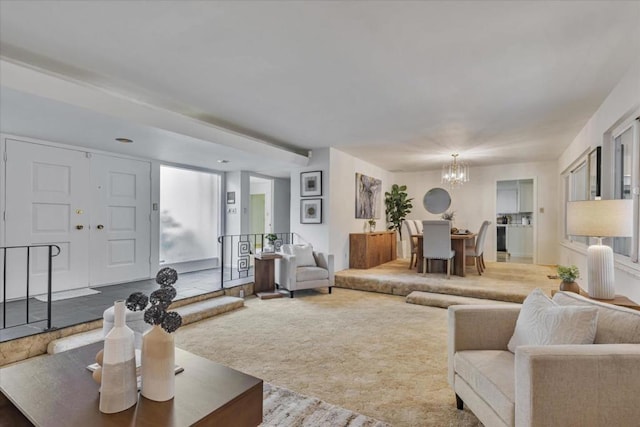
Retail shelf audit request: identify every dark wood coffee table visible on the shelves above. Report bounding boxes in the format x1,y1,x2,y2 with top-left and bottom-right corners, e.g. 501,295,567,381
0,341,263,426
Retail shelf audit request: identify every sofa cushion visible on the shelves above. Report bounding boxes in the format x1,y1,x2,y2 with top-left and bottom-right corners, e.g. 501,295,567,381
552,291,640,344
508,288,598,353
455,350,515,426
296,266,329,282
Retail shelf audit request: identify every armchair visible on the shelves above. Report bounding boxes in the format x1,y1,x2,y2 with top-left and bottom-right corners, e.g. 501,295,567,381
448,291,640,426
276,244,334,298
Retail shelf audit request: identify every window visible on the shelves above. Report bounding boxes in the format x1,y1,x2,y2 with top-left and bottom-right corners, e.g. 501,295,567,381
612,119,639,262
565,160,589,245
159,166,221,268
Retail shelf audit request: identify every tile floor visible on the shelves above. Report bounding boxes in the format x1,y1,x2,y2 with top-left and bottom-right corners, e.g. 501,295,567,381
0,269,225,342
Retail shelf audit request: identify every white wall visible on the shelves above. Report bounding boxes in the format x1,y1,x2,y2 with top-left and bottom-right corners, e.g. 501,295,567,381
395,160,558,265
329,148,395,271
273,177,291,234
225,171,250,235
290,148,331,252
558,57,640,301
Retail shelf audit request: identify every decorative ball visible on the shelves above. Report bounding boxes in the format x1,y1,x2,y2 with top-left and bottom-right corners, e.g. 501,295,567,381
95,349,104,366
155,267,178,287
149,287,175,309
126,292,149,311
144,305,166,325
161,311,183,333
92,366,102,384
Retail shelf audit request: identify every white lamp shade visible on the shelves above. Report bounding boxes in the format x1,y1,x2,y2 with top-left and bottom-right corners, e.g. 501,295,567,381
566,200,633,238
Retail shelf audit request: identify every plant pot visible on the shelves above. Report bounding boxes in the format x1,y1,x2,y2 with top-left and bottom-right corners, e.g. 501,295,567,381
559,280,580,294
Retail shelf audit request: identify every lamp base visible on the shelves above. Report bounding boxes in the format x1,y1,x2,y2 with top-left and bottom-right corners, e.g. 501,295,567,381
587,243,615,300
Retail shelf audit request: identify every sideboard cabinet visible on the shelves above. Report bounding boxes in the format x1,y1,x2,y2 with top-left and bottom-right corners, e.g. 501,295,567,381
349,231,397,269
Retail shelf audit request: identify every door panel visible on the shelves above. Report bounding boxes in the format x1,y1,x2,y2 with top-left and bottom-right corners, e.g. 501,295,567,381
90,154,150,285
5,140,90,297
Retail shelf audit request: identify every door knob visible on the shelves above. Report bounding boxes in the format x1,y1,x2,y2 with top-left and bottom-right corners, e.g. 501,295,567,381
97,224,104,230
76,225,84,230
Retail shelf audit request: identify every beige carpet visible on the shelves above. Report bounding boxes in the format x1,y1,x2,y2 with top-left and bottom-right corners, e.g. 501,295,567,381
336,259,558,303
175,288,484,427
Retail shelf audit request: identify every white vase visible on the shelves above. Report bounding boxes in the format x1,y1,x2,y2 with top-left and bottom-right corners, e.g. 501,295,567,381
141,325,175,401
99,300,138,414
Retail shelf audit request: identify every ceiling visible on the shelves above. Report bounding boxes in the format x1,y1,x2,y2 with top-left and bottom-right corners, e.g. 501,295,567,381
1,1,639,174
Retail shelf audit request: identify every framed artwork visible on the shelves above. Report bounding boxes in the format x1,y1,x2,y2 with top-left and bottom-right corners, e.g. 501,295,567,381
227,191,236,204
355,173,381,219
588,146,601,200
300,171,322,197
300,198,322,224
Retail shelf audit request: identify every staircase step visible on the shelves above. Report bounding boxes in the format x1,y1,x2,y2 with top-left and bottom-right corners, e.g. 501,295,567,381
406,291,519,309
47,296,244,354
174,296,244,325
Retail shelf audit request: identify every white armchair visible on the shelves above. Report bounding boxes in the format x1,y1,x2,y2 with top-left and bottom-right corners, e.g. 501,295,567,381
276,244,334,298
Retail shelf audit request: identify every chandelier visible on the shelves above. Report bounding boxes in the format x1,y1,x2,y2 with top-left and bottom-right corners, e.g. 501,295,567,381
441,153,469,187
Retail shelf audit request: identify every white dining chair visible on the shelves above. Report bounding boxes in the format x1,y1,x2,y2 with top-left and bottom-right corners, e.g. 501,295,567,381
404,220,418,269
421,220,455,278
466,220,491,275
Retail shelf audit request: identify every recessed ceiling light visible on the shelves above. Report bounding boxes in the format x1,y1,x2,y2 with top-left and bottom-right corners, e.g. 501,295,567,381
115,137,133,143
217,159,230,163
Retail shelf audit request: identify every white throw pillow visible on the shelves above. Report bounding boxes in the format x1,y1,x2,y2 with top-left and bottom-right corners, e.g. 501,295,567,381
292,244,316,267
507,288,598,353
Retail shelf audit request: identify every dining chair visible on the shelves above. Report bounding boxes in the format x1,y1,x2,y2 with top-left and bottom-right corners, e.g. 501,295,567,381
421,220,455,278
404,220,418,269
413,219,423,235
465,220,491,275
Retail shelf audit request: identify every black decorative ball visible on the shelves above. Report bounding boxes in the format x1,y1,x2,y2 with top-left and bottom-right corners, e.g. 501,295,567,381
155,267,178,287
144,305,165,325
161,311,183,333
150,287,174,309
126,292,149,311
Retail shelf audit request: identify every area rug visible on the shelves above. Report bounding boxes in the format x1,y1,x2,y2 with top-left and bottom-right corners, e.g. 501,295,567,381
262,382,390,426
175,288,483,426
34,288,100,302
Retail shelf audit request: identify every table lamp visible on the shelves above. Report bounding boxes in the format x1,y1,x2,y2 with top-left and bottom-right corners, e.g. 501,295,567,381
566,199,633,299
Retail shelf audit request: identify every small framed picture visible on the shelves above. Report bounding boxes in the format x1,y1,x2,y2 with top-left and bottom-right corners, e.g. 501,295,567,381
300,198,322,224
300,171,322,197
227,191,236,204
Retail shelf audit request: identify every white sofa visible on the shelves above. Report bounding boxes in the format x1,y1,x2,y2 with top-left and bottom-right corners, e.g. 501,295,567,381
448,291,640,427
275,244,334,298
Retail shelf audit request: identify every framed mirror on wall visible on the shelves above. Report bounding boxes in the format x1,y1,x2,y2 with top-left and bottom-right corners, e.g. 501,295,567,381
588,146,601,200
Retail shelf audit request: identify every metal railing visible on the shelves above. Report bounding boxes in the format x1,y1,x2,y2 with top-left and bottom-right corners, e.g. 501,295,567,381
217,232,299,287
1,244,61,331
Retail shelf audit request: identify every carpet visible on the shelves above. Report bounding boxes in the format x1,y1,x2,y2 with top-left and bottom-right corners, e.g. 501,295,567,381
262,382,390,426
176,287,483,426
34,288,100,302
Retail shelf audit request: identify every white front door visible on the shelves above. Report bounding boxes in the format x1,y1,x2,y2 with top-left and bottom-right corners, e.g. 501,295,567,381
89,154,151,285
4,140,90,297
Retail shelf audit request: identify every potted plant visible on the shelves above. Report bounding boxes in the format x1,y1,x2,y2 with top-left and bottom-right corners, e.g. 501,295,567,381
367,218,376,232
384,184,413,237
264,233,278,252
557,264,580,294
441,211,455,222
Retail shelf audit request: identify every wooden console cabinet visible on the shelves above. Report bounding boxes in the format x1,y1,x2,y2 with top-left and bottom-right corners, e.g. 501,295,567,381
349,231,397,269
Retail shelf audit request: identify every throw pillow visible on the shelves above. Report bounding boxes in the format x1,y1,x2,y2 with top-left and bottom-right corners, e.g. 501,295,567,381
507,288,598,353
292,244,316,267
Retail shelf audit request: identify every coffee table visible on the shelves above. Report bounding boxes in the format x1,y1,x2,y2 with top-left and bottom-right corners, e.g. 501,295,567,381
0,341,263,426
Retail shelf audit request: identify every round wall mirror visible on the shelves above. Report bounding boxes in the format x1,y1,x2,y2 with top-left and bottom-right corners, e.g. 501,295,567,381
423,187,451,214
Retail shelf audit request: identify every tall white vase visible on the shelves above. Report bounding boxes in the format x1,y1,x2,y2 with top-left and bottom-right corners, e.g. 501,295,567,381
99,300,138,414
141,325,175,401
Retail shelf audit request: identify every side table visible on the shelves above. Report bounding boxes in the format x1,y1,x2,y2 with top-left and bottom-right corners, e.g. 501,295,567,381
254,252,283,299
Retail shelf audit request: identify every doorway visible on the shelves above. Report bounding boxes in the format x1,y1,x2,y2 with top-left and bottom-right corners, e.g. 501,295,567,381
496,179,534,264
249,176,273,244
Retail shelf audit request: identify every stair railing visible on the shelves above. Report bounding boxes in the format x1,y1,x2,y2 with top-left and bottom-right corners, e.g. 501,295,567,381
1,244,61,331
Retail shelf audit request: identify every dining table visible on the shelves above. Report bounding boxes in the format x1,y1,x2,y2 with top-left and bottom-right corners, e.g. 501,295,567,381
412,232,476,277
